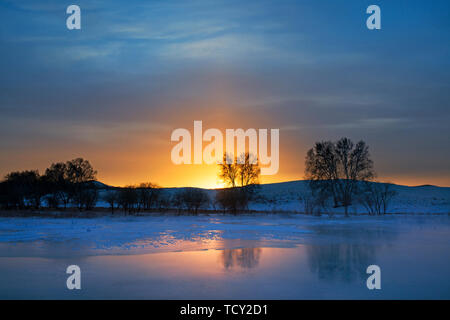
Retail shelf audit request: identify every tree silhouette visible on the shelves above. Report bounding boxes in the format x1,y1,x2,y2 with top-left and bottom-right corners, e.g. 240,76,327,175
219,153,239,187
237,153,261,187
305,137,375,216
219,152,261,188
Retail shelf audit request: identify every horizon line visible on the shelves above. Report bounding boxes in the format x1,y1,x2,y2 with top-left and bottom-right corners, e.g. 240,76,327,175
97,179,450,190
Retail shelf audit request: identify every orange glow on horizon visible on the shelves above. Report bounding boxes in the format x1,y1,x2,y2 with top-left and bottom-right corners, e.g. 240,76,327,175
0,86,448,188
97,165,450,189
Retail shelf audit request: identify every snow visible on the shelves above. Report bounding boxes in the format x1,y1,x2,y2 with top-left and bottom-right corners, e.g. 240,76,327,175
45,180,450,214
0,214,448,257
247,181,450,214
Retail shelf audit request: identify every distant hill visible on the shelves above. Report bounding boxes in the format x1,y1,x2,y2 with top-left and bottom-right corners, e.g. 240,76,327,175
95,180,450,214
90,180,111,189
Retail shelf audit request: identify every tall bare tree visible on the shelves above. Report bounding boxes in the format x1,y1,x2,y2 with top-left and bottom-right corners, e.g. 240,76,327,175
103,190,118,214
305,137,375,216
237,153,261,187
44,162,71,209
65,158,97,184
219,152,260,188
218,153,239,187
65,158,98,211
137,182,161,211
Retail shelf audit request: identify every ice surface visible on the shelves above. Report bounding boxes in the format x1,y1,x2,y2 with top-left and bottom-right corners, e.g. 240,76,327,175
0,214,449,299
0,214,449,256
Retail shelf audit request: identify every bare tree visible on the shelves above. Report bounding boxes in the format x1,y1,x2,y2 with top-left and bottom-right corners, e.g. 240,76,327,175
65,158,97,184
77,185,98,211
172,191,184,214
64,158,98,211
380,183,397,214
44,162,71,209
215,188,250,214
219,153,239,187
360,182,397,215
175,188,210,214
118,185,139,214
219,152,261,188
237,153,261,187
305,137,375,216
103,190,118,214
137,182,161,211
2,170,43,210
217,152,261,214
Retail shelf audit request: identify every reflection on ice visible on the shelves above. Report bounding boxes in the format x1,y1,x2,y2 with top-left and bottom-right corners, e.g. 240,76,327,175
0,215,449,299
221,248,262,270
306,226,398,282
307,244,376,282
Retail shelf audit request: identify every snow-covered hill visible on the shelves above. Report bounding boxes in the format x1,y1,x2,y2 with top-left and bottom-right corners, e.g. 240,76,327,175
248,180,450,214
96,180,450,214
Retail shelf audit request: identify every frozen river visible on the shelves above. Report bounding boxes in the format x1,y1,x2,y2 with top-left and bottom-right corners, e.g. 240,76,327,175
0,214,449,299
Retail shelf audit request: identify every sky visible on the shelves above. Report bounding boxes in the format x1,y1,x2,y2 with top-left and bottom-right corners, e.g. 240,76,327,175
0,0,449,188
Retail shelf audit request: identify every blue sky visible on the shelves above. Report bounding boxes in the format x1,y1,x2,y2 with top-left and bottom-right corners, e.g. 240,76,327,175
0,0,449,186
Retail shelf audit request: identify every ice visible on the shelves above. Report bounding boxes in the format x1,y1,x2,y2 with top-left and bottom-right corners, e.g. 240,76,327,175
0,214,449,256
0,214,449,299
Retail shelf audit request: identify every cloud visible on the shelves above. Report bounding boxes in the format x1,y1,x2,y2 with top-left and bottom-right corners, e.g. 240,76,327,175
0,0,449,185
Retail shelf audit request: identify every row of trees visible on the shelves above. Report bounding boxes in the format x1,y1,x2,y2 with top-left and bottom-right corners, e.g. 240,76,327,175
0,158,98,211
109,187,211,215
98,152,262,215
103,183,168,214
0,153,259,214
102,186,251,215
0,138,396,215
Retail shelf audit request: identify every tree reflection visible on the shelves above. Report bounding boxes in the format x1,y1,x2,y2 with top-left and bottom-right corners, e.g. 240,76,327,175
306,226,397,283
221,248,262,270
306,244,376,282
